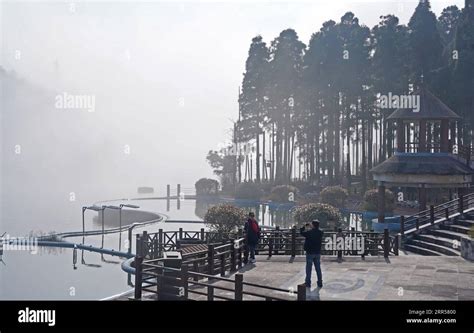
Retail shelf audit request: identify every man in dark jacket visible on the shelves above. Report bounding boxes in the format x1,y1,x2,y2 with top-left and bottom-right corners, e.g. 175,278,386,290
300,220,323,288
244,212,260,264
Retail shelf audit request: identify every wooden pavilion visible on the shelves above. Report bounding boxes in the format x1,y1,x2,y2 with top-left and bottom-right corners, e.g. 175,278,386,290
371,86,474,222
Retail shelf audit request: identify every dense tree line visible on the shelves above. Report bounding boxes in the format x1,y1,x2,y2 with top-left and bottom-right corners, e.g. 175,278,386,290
208,0,474,192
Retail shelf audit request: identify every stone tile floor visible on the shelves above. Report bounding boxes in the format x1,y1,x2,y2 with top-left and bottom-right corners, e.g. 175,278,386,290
233,255,474,300
125,255,474,301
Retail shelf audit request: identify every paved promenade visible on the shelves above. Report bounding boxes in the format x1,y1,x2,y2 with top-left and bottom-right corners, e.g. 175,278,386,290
125,255,474,301
235,255,474,300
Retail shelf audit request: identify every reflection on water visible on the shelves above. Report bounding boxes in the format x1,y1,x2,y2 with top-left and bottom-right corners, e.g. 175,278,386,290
0,196,372,300
195,197,372,231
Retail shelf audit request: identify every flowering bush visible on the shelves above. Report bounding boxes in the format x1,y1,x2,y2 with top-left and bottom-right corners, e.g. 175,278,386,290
363,189,395,212
268,185,299,203
320,185,348,208
204,204,247,235
293,203,343,226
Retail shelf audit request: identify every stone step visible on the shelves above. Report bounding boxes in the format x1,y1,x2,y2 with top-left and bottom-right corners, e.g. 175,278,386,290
403,244,441,256
427,229,468,241
415,234,460,250
462,214,474,222
407,239,460,256
439,224,471,234
455,219,474,228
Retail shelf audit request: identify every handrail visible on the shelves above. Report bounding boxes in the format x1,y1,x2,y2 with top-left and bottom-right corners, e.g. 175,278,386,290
132,226,399,300
137,228,393,262
137,261,305,301
401,192,474,237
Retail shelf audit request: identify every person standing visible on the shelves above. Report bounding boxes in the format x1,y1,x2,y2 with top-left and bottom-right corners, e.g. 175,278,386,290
244,212,260,264
300,220,323,288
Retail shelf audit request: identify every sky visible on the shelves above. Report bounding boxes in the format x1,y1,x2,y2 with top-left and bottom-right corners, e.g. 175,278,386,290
0,0,465,189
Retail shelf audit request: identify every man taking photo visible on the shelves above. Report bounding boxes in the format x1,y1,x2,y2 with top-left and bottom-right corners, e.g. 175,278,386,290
300,220,323,289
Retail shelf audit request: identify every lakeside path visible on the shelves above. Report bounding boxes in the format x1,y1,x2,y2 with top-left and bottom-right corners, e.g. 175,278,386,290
229,255,474,300
129,255,474,301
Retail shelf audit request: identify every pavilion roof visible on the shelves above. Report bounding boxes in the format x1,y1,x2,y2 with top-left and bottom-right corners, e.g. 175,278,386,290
370,154,473,175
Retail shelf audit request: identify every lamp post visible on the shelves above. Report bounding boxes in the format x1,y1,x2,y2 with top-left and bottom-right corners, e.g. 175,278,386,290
104,204,140,251
119,204,140,251
81,205,104,266
82,205,103,244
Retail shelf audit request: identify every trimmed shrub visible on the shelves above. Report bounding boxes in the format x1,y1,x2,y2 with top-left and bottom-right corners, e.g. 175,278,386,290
293,203,343,226
258,181,274,195
363,188,395,212
292,181,319,195
204,204,247,235
268,185,299,203
195,178,219,196
320,185,348,208
235,182,261,200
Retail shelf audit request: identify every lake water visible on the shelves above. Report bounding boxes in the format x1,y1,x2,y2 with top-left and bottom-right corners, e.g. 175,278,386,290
0,192,370,300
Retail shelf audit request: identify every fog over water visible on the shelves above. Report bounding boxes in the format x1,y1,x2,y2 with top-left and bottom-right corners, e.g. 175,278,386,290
0,1,464,299
1,0,460,235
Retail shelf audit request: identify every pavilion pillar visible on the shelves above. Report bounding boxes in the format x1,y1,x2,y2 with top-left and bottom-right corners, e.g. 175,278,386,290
458,187,468,200
378,182,385,223
419,120,427,152
418,186,427,212
396,120,405,153
449,121,456,153
441,119,449,153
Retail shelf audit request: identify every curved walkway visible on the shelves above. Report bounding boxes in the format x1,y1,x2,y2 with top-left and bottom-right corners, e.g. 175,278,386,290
32,196,177,257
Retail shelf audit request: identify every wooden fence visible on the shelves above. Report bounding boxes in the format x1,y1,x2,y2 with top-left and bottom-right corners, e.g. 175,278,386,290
135,257,306,301
137,227,398,261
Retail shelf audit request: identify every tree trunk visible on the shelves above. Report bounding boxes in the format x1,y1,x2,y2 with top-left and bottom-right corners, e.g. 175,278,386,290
289,134,295,183
315,111,320,187
275,126,282,183
355,118,359,175
361,101,367,194
256,131,260,182
368,116,373,171
271,123,275,182
262,131,266,181
346,105,351,188
327,102,334,183
334,96,341,184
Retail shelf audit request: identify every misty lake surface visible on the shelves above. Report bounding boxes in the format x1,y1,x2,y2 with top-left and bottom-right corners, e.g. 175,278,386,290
0,186,204,300
0,188,370,300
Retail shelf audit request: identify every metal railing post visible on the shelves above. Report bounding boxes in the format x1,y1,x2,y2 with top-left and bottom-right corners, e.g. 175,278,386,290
208,244,215,275
235,273,243,301
268,232,274,258
297,283,306,301
291,227,296,257
158,229,163,254
383,229,390,258
400,215,405,235
230,239,236,272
